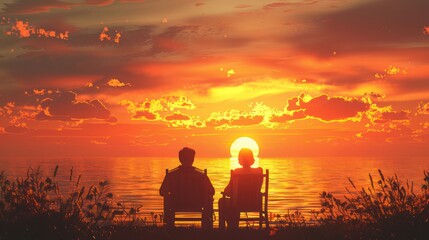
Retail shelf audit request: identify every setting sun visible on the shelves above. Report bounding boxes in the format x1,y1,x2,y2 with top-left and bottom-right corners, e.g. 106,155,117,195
230,137,260,158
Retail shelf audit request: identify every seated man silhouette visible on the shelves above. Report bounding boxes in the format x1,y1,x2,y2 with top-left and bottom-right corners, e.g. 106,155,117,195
160,147,215,229
218,148,263,229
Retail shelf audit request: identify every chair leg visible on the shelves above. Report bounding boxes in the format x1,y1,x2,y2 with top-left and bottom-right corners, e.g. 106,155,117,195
164,210,174,229
219,210,226,230
265,212,269,229
202,209,213,230
259,211,263,229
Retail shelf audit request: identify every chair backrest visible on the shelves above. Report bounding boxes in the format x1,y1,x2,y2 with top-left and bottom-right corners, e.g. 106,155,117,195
165,168,208,212
230,169,268,212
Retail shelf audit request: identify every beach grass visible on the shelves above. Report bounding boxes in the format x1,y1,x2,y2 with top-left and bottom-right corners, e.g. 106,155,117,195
1,166,428,240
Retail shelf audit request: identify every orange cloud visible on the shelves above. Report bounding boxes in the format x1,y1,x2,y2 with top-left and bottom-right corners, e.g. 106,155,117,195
165,112,191,121
166,96,195,110
417,102,429,115
205,109,266,130
373,111,409,123
132,110,159,121
107,78,131,87
286,94,370,122
4,125,28,134
4,20,69,40
99,27,121,44
120,96,196,123
357,124,413,142
229,115,263,126
374,65,407,79
424,26,429,35
366,105,410,124
270,110,306,123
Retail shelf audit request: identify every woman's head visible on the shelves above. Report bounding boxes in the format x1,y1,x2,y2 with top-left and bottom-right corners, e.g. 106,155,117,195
238,148,255,168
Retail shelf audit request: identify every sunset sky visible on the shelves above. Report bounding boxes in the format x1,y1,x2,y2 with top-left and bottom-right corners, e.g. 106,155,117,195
0,0,428,157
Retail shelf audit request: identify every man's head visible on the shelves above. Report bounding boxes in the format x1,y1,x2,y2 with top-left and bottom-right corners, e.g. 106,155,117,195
238,148,255,168
179,147,195,167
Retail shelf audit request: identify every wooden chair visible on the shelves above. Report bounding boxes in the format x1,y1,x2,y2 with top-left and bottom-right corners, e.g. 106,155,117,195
219,169,269,229
162,168,213,229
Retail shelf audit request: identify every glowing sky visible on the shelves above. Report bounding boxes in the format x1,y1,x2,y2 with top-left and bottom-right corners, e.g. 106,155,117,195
1,0,429,157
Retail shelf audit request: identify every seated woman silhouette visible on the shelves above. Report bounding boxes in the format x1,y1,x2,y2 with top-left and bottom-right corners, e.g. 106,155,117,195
218,148,263,229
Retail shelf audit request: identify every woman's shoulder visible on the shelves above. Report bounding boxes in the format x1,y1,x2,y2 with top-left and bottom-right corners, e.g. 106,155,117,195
233,167,263,174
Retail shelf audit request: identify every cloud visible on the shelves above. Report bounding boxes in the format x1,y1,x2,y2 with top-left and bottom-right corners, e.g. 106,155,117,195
120,96,196,122
166,96,195,110
285,94,370,122
288,0,429,57
364,92,385,100
132,110,159,121
2,0,76,14
107,78,131,87
165,112,191,121
98,27,121,44
235,4,252,9
149,26,198,54
366,105,410,124
4,125,28,134
263,0,317,10
35,90,114,121
357,124,414,142
3,19,69,40
417,102,429,115
270,110,306,123
374,65,407,79
2,0,146,14
85,0,115,6
205,109,266,129
229,115,263,126
373,111,409,123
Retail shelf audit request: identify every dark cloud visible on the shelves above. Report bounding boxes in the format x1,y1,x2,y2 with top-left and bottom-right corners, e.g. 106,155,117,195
0,24,198,92
289,0,429,57
2,0,146,14
84,0,115,6
2,0,76,14
35,90,114,121
149,26,199,54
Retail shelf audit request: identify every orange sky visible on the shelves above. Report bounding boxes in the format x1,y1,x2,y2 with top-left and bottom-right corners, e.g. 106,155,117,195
1,0,429,157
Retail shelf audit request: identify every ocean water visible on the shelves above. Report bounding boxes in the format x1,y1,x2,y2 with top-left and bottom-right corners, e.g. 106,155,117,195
0,156,428,217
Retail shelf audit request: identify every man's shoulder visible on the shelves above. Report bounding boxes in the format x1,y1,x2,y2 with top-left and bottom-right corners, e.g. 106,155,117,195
169,166,206,175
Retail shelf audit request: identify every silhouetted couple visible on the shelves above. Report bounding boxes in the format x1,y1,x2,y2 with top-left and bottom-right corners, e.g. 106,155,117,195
160,147,263,229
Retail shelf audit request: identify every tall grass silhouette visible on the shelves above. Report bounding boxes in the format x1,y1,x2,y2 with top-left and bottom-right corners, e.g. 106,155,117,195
0,166,162,239
310,169,429,239
1,167,428,240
